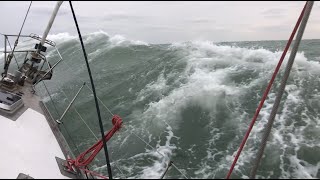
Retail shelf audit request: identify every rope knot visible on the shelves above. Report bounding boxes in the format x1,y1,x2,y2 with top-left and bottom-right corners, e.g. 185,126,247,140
112,115,122,130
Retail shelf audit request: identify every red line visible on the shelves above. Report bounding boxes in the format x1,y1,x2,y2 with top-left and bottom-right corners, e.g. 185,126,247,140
225,2,307,179
80,168,109,179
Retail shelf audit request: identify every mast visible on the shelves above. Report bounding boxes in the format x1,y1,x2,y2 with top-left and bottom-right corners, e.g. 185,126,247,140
1,1,63,84
37,1,63,53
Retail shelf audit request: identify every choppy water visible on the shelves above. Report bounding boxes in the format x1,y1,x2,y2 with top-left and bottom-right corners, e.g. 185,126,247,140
1,31,320,178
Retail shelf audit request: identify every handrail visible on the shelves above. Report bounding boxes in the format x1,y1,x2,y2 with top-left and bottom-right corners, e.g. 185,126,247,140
56,82,86,124
0,33,56,47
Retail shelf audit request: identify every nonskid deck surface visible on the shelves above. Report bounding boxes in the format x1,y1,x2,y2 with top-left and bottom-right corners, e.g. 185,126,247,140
0,82,68,178
0,107,67,179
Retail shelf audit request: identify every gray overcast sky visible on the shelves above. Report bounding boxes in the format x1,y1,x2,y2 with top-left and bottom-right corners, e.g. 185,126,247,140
0,1,320,45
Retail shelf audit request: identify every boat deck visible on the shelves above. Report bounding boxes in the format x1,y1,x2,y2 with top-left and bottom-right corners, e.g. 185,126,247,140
0,82,68,179
0,108,67,179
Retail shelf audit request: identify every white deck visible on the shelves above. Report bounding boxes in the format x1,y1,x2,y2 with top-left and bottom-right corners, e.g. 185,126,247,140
0,108,67,179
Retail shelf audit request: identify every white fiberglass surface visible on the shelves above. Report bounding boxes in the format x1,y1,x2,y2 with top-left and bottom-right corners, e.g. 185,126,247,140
0,108,68,179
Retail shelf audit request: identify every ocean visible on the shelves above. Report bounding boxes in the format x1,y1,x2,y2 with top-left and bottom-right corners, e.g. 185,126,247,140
1,31,320,178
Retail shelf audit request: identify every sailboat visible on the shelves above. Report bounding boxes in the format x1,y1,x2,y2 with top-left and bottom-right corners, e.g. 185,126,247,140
0,1,316,179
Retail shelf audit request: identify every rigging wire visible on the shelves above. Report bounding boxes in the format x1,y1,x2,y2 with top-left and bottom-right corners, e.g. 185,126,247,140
16,1,32,45
250,1,314,178
52,54,189,179
225,1,308,178
40,81,81,156
33,5,189,178
61,60,189,179
3,1,32,76
42,81,60,119
5,37,20,69
58,86,127,178
69,1,113,178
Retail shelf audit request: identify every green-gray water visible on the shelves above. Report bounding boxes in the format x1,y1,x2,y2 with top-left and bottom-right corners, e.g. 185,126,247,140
2,32,320,178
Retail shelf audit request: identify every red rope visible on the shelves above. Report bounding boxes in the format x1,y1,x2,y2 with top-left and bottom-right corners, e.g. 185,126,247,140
66,115,122,172
80,167,109,179
225,2,307,179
